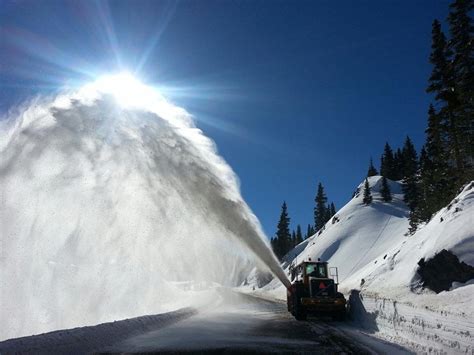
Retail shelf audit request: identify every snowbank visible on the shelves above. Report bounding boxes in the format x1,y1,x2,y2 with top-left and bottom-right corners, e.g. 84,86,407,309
0,308,196,354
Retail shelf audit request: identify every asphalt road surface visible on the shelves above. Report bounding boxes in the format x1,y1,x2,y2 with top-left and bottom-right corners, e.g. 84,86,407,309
100,289,410,354
0,289,412,354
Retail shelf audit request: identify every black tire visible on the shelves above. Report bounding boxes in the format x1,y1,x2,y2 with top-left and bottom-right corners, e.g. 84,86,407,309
294,302,307,321
293,295,307,321
295,310,307,321
334,292,347,321
333,310,346,321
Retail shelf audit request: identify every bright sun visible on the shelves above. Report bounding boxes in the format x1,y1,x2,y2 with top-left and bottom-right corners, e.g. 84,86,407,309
76,71,186,123
92,72,158,108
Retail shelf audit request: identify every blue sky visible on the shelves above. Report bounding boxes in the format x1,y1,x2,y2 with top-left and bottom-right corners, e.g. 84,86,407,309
0,0,451,237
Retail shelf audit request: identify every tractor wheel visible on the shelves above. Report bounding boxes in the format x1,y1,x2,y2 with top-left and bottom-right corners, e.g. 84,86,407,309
293,297,307,321
333,310,346,321
295,310,307,321
290,292,305,321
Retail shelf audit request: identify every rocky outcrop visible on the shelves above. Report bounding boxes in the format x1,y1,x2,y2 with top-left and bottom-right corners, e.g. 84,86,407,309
417,249,474,293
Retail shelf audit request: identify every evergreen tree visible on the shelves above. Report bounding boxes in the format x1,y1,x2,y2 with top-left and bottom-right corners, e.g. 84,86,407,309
393,148,405,180
324,203,332,223
429,16,465,181
295,225,303,245
380,176,392,202
402,136,419,211
422,105,453,215
397,0,474,232
380,143,396,179
402,136,418,179
447,0,474,182
427,19,454,103
425,105,447,169
403,171,420,213
367,158,378,177
421,1,473,221
291,230,296,248
448,0,474,107
418,146,435,222
274,201,291,259
401,137,420,232
305,224,315,239
362,178,373,205
408,210,422,235
314,183,328,230
330,202,336,217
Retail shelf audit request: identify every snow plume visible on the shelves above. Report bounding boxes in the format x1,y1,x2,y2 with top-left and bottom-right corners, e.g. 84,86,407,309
0,75,288,340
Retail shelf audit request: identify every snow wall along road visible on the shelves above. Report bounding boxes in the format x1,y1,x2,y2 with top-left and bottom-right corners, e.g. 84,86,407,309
0,74,289,340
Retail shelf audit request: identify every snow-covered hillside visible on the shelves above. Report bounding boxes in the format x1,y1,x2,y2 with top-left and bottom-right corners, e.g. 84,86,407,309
260,176,474,353
287,176,410,284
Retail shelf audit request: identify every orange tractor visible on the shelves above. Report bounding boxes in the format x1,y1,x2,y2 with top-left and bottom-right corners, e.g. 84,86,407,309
287,259,347,321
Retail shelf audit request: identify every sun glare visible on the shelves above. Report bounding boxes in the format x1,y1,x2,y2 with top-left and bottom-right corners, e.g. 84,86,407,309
75,71,188,125
92,72,158,108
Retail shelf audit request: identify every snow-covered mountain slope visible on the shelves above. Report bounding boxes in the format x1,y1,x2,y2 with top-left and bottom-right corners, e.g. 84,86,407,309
344,180,474,297
0,76,285,341
259,177,474,353
285,176,410,284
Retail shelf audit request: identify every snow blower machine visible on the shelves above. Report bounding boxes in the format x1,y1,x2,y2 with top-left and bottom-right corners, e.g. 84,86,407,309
287,259,346,321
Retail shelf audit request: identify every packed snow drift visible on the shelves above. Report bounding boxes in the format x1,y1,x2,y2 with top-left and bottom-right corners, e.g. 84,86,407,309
257,176,474,353
0,74,288,341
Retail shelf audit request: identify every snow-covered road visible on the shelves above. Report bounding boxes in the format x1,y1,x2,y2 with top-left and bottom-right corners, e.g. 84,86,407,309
1,289,411,354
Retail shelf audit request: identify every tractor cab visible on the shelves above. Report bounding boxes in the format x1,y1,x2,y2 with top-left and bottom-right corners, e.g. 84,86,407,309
287,259,346,321
290,260,338,297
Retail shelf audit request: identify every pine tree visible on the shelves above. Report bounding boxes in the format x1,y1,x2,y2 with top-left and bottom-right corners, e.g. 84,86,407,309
295,225,303,245
330,202,336,217
274,201,291,259
447,0,474,183
380,143,396,179
393,148,404,180
402,137,420,210
418,146,435,222
314,183,328,230
403,172,420,213
324,203,332,223
426,15,465,190
421,1,474,219
291,230,296,248
402,136,418,179
401,137,420,232
427,19,453,103
305,224,314,240
448,0,474,107
408,210,422,235
362,178,373,205
380,176,392,202
367,158,378,177
422,105,453,215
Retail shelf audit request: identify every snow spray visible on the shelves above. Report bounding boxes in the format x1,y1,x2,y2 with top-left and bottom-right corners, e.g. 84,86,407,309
0,75,290,340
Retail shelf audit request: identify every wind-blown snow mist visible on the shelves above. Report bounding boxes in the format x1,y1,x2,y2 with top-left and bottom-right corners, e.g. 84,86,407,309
0,75,288,340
